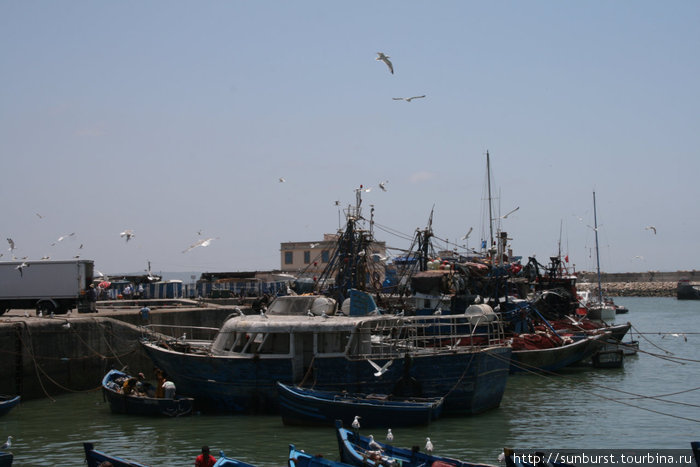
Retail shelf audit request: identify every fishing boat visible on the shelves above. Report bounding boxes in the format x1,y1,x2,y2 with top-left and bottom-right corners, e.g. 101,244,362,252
83,442,150,467
334,421,576,467
277,382,443,427
0,395,20,417
510,332,606,373
141,290,512,416
584,191,616,322
289,444,352,467
101,369,194,417
677,278,700,300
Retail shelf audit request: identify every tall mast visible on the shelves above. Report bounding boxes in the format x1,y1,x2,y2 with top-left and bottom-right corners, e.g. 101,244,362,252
593,191,603,303
486,150,494,254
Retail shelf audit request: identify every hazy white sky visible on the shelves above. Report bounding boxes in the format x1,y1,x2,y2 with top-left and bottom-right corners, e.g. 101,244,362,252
2,1,698,275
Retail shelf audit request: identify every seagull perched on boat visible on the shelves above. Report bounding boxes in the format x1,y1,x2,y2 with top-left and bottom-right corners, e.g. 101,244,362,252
352,415,361,434
120,229,135,242
386,429,394,442
260,309,268,319
368,435,383,452
1,435,11,450
378,180,389,191
392,95,425,102
376,52,394,74
62,321,71,329
645,225,657,235
425,438,434,454
367,358,393,377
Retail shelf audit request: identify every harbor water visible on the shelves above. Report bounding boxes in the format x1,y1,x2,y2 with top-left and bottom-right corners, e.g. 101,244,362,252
1,297,698,466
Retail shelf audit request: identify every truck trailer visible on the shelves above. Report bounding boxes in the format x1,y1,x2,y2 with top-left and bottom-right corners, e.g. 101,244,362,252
0,259,96,316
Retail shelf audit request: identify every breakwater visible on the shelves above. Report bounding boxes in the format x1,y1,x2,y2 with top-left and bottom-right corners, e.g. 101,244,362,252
0,303,240,400
575,270,697,297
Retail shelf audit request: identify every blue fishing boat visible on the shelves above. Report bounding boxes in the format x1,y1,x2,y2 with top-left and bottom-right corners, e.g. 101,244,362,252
83,442,150,467
289,444,351,467
0,395,20,417
141,301,511,415
335,421,577,467
277,382,443,427
213,450,258,467
102,369,194,417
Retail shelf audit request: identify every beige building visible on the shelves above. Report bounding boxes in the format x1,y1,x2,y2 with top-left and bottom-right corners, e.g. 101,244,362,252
280,233,387,277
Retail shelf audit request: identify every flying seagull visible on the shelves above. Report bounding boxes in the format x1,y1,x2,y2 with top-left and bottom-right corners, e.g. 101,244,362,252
461,227,474,241
645,225,657,235
376,52,394,74
279,177,286,183
120,229,135,242
182,237,218,253
16,262,28,277
378,180,389,191
367,358,392,377
36,213,44,219
392,95,425,102
500,206,520,219
7,238,15,251
56,232,76,242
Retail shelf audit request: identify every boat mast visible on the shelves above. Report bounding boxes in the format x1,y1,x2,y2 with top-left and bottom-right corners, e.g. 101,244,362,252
593,191,603,303
486,150,494,256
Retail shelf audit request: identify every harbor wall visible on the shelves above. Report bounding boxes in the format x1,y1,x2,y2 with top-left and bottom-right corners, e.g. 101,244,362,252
576,270,696,297
0,306,240,400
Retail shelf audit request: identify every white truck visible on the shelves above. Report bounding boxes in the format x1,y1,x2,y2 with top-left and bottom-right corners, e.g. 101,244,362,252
0,259,96,316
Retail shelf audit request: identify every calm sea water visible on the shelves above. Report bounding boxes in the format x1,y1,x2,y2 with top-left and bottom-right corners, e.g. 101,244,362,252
1,297,698,466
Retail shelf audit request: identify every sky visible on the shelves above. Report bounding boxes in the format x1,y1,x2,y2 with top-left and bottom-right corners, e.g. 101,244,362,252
1,1,698,276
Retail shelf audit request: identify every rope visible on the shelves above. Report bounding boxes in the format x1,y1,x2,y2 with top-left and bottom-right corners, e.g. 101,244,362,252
17,321,56,402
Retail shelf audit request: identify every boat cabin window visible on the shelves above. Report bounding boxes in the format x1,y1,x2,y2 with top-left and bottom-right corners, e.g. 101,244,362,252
317,331,350,354
216,330,290,355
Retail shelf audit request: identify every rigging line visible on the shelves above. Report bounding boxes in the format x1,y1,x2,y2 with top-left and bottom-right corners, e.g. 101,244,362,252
609,385,700,400
373,223,415,242
631,324,674,355
486,345,700,422
18,321,56,402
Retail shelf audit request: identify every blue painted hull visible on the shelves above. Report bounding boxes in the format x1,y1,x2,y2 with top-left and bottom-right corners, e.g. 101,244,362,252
213,451,257,467
0,395,20,417
141,342,511,415
277,382,443,427
289,444,351,467
102,369,194,417
83,442,150,467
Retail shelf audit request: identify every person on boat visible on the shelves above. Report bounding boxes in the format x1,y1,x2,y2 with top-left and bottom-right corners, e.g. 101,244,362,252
163,378,176,399
139,304,150,324
195,445,216,467
154,368,165,398
122,377,137,395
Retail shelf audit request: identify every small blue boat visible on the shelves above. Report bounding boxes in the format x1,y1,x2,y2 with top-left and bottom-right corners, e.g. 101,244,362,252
213,450,258,467
335,421,577,467
0,395,20,417
83,442,150,467
289,444,351,467
102,369,194,417
278,382,443,428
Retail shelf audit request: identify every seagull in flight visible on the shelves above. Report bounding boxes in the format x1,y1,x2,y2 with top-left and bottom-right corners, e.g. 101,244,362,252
645,225,657,235
36,213,44,219
376,52,394,74
56,232,76,242
378,180,389,192
16,262,28,277
367,358,393,377
182,237,219,253
461,227,473,241
120,229,135,242
279,177,286,183
392,95,425,102
7,238,15,251
500,206,520,219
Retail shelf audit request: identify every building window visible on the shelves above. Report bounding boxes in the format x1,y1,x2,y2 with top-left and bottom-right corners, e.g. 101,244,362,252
304,251,311,264
285,251,293,264
321,250,330,263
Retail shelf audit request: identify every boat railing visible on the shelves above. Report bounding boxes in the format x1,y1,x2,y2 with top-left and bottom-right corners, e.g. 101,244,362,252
142,324,219,343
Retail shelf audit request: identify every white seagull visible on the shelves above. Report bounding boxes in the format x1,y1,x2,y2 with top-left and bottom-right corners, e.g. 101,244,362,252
425,437,434,454
378,180,389,192
279,177,286,183
376,52,394,74
7,238,15,251
16,262,28,277
500,206,520,219
182,237,219,253
367,358,393,377
1,435,11,450
120,230,135,242
461,227,473,241
386,429,394,442
392,95,425,102
56,232,76,242
368,435,383,452
352,415,361,431
645,225,657,235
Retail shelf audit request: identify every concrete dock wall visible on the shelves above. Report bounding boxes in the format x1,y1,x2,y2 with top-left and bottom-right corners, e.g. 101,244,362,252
0,305,240,400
